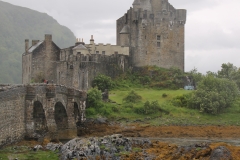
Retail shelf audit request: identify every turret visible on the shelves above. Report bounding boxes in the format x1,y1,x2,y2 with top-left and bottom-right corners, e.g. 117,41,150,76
132,0,141,11
90,35,94,45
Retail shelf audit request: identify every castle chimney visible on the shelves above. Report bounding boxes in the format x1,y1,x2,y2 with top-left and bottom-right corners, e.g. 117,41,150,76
45,34,52,42
45,34,52,55
90,35,94,44
25,39,29,53
32,40,39,46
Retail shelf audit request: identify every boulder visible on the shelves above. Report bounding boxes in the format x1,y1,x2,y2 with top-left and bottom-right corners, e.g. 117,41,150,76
210,146,233,160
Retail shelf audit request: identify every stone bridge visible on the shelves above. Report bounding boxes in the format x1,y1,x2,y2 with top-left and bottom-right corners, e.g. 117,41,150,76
0,84,87,147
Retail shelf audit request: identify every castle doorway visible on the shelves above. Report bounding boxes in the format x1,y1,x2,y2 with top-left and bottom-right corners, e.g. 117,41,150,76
33,101,48,133
54,102,68,130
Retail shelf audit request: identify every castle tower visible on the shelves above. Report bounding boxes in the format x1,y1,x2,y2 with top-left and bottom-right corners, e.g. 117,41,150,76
117,0,187,71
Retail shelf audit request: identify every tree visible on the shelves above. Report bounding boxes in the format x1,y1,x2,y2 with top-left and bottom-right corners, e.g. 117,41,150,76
92,74,114,92
218,63,237,79
188,75,239,114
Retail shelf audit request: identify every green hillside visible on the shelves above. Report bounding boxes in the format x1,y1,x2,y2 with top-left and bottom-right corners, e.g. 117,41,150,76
0,1,76,83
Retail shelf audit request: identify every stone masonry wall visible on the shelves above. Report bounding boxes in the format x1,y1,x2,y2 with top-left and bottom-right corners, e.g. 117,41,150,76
117,0,186,71
57,53,129,90
0,85,26,148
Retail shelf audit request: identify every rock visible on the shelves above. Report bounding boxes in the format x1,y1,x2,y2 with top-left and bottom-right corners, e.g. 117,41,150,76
210,146,233,160
50,134,152,160
33,145,43,151
94,118,108,124
46,142,62,151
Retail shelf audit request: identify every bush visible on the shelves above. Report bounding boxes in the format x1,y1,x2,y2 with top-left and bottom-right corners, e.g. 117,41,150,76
134,100,164,115
87,87,102,108
162,93,168,98
188,75,239,114
123,91,142,103
85,108,97,116
171,94,189,107
92,74,114,92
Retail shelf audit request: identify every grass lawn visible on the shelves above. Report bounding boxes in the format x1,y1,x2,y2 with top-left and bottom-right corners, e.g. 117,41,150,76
108,88,240,126
0,146,59,160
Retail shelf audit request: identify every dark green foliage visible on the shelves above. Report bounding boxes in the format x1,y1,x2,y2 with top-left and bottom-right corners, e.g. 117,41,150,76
114,66,185,90
188,75,239,114
87,87,102,108
92,74,114,92
123,91,142,103
171,94,189,107
217,63,240,89
134,100,166,115
0,1,76,83
162,93,168,98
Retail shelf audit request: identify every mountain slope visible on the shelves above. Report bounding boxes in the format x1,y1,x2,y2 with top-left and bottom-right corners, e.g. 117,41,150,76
0,1,76,83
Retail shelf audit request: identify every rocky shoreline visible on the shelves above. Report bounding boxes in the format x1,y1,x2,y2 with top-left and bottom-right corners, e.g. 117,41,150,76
35,134,234,160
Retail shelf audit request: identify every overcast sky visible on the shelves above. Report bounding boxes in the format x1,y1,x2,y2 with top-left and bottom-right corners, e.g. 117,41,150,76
2,0,240,73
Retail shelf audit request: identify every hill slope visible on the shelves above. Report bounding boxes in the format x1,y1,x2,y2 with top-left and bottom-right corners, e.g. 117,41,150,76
0,1,76,83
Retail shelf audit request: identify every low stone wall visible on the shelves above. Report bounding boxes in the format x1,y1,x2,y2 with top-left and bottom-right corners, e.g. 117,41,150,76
0,85,26,148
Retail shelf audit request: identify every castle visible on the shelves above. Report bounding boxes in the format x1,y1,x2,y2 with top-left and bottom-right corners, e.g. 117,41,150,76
22,0,186,90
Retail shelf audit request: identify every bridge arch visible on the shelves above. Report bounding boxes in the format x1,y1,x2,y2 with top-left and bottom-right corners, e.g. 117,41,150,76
33,101,48,133
54,102,68,130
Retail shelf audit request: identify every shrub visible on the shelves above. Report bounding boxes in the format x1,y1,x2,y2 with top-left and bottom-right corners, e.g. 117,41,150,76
188,75,239,114
134,100,164,115
85,108,97,116
162,93,168,98
171,94,189,107
123,91,142,103
87,87,102,108
92,74,114,92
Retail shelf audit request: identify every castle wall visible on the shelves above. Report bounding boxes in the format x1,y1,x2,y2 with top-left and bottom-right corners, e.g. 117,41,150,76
22,54,32,84
0,85,26,148
86,43,129,56
57,54,129,90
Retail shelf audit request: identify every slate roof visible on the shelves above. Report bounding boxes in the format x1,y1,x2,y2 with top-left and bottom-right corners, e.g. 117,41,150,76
28,41,43,52
73,44,88,50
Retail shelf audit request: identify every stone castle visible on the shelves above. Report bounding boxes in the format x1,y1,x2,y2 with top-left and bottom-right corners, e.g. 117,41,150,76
22,0,186,89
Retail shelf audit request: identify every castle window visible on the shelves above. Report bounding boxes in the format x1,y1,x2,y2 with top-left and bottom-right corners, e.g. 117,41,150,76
157,42,161,48
143,10,147,19
102,51,105,55
96,51,99,54
157,35,161,40
177,43,179,47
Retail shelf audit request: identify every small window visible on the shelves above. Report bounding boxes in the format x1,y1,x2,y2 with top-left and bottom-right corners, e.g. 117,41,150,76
177,43,179,47
157,42,161,47
96,51,99,54
102,51,105,55
145,35,146,39
157,35,161,40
